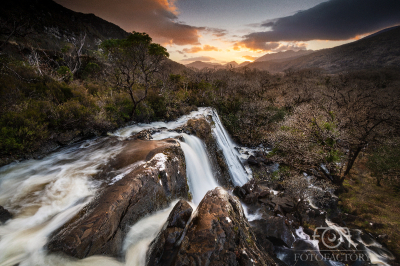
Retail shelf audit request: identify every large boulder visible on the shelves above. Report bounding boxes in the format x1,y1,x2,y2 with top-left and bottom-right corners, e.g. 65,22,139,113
171,187,278,266
251,217,296,248
47,138,189,259
147,200,193,266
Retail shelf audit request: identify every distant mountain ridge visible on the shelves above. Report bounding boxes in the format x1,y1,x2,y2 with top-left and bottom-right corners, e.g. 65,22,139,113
186,60,242,70
244,26,400,73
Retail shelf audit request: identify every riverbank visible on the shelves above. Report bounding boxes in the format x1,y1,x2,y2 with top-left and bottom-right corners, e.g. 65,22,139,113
339,157,400,261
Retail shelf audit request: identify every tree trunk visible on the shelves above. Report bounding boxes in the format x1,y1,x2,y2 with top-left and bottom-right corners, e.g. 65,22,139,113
339,145,363,185
130,102,137,121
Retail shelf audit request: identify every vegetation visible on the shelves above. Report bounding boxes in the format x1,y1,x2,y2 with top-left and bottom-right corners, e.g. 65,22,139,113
340,157,400,258
1,23,399,191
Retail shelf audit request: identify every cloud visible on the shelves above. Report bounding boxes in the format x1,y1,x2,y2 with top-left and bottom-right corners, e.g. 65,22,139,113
182,45,220,53
242,55,257,61
203,45,220,51
54,0,204,45
274,42,307,52
203,27,228,37
242,0,400,45
234,41,280,52
181,56,216,62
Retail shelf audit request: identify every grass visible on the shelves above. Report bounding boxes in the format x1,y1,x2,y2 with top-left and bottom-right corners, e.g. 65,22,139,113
339,156,400,260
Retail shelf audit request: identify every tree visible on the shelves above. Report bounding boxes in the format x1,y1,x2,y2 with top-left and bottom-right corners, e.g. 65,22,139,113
271,72,400,186
269,103,345,183
323,75,400,184
101,32,169,120
366,139,400,187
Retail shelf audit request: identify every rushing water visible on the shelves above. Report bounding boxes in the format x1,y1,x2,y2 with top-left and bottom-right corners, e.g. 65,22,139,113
0,108,393,266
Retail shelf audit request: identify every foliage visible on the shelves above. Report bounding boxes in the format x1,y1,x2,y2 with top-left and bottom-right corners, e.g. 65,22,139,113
100,32,169,120
366,140,400,186
57,66,72,82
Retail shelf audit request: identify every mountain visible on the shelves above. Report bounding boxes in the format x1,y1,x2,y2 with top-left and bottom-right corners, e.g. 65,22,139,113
239,61,251,67
186,61,221,69
224,61,239,68
186,61,241,70
1,0,129,50
244,26,400,73
255,50,314,62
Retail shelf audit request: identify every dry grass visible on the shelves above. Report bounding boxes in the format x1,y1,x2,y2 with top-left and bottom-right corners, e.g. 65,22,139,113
339,156,400,260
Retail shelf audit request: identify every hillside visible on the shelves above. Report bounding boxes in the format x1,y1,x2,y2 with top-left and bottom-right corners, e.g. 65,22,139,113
245,26,400,73
186,60,240,70
0,0,129,50
255,50,314,62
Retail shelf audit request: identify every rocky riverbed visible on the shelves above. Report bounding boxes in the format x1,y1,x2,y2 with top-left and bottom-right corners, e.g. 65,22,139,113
0,108,397,266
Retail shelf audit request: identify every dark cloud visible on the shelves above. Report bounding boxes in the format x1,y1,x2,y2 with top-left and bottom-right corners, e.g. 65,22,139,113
242,0,400,45
234,41,280,52
54,0,203,45
203,27,228,37
181,56,216,62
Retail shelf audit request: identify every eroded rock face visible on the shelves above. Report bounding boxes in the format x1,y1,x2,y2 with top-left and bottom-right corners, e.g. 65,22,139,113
172,188,277,266
147,200,193,266
47,138,189,259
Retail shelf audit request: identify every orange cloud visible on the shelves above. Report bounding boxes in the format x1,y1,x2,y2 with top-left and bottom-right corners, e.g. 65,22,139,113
182,45,220,53
54,0,203,45
203,45,219,51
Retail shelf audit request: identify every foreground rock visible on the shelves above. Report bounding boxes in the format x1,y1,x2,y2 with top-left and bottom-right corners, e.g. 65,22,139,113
170,188,278,266
0,206,12,224
47,138,189,259
147,200,193,266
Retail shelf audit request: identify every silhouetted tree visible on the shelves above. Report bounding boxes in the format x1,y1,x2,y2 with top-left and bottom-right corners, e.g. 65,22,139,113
101,32,169,120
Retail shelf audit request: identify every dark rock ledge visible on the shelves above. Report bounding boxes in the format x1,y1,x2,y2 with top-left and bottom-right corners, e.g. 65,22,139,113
147,188,279,266
47,137,190,259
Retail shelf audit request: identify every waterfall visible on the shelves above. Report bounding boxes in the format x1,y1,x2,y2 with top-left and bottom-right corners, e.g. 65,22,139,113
0,107,391,266
209,109,250,186
152,132,218,205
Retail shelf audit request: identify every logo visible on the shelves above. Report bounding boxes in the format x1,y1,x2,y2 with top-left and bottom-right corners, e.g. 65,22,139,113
293,226,370,264
312,226,353,249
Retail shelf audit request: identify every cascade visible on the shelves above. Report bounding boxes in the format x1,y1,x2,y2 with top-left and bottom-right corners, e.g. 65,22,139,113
0,108,391,266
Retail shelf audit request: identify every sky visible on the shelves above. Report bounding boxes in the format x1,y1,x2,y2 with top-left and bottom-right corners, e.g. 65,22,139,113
54,0,400,65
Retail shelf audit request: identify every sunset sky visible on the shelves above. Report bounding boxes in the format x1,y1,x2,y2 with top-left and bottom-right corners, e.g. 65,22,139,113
54,0,400,64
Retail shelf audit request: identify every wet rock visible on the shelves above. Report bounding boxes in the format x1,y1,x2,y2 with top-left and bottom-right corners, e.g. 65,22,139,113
259,190,270,199
172,188,277,266
131,129,154,140
233,186,247,199
0,206,12,223
147,200,193,266
247,155,259,166
251,216,296,248
270,197,294,215
244,192,259,205
242,179,261,195
47,138,189,259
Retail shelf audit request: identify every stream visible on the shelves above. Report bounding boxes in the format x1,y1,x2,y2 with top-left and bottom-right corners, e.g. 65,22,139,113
0,108,393,266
